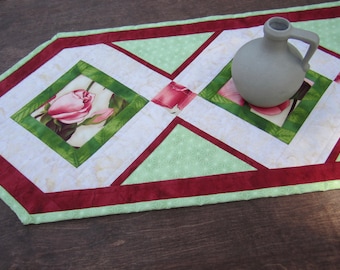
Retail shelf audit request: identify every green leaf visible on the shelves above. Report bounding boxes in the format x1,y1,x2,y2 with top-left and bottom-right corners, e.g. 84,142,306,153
86,80,95,91
46,119,59,133
80,116,97,126
58,123,78,141
40,114,53,125
45,120,77,141
109,94,128,117
44,103,51,111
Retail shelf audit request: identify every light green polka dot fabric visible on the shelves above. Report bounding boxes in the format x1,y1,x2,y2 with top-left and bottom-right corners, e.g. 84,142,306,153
293,18,340,53
113,33,213,74
123,125,256,185
113,19,339,76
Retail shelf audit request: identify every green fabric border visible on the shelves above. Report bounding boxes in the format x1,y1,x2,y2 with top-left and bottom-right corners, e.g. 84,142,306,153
199,61,332,144
11,61,148,167
0,1,339,83
1,180,339,225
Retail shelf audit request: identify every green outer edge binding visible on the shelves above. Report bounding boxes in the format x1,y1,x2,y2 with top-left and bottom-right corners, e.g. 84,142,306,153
0,1,339,82
1,180,339,224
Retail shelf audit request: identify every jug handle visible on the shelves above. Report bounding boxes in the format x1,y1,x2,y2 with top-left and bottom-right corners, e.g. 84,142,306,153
289,28,319,72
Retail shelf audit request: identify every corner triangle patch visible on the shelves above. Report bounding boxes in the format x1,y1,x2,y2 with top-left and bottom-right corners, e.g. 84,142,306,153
122,122,257,185
113,32,214,74
293,18,340,54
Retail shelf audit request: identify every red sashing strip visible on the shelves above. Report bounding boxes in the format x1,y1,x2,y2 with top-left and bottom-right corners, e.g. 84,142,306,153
43,163,340,212
107,31,222,80
1,117,340,214
318,46,340,59
171,31,223,79
1,6,340,215
1,154,339,214
109,43,173,78
0,155,62,213
114,117,267,187
1,6,339,96
326,138,340,163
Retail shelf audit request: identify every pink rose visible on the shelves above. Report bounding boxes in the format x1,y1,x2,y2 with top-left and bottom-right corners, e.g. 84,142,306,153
152,81,196,110
48,89,95,124
81,108,114,125
250,100,290,116
218,79,245,106
90,108,114,124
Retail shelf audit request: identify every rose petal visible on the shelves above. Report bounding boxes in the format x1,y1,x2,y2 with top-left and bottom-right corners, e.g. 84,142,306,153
53,111,91,124
48,90,94,114
218,79,245,106
250,100,291,116
152,82,192,109
48,89,95,124
91,108,114,124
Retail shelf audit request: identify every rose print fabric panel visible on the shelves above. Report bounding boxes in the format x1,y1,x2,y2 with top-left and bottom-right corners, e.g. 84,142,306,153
0,2,339,224
11,61,148,167
199,61,332,144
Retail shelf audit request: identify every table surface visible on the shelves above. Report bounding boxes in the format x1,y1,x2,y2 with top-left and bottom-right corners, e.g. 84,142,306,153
1,0,339,269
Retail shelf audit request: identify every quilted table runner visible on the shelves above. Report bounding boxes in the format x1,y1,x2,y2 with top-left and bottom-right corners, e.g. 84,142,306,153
1,2,339,224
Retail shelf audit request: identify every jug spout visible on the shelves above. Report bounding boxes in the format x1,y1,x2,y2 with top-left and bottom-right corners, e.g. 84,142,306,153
264,17,292,41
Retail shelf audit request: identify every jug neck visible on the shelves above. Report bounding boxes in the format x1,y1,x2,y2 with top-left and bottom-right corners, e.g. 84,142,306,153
264,17,292,41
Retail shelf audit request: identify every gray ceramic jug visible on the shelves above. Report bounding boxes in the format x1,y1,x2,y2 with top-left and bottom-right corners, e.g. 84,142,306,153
232,17,319,107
